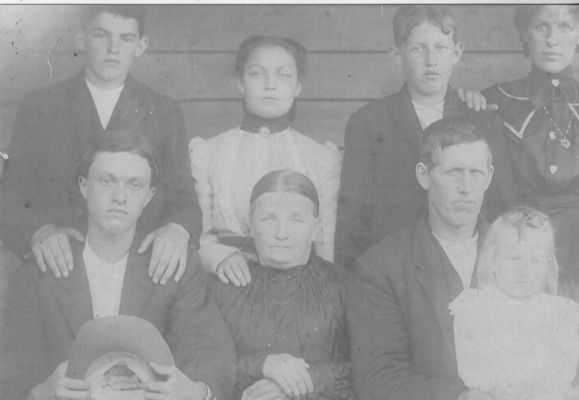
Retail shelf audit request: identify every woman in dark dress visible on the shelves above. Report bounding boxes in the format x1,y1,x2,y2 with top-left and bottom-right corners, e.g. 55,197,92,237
210,170,353,400
482,5,579,298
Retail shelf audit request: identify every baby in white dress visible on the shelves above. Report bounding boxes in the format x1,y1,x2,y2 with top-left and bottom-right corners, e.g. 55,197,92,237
451,206,579,400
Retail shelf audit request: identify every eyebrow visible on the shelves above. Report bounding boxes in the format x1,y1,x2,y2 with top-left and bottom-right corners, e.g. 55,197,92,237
90,27,138,38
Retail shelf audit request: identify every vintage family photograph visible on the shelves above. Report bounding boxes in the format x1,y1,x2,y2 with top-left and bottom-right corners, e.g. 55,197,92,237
1,3,579,400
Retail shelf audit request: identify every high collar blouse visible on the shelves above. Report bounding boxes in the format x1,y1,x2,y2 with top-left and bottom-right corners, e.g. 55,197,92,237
189,119,341,272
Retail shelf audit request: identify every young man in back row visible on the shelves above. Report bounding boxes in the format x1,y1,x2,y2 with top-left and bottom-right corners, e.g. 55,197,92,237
3,5,200,283
335,5,514,266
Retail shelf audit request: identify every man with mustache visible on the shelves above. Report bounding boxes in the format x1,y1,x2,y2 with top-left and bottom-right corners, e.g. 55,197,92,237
348,117,497,400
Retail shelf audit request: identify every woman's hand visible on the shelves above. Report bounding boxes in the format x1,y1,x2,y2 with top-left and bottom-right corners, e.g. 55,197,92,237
242,379,289,400
216,252,251,287
262,353,313,398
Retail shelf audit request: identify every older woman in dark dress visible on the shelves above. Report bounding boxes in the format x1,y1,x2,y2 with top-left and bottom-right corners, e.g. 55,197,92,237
210,170,353,400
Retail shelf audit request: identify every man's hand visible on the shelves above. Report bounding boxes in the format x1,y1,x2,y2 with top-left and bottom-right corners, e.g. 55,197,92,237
263,353,314,398
144,363,208,400
216,252,251,287
242,379,290,400
32,224,85,279
138,223,190,285
30,361,90,400
457,88,498,112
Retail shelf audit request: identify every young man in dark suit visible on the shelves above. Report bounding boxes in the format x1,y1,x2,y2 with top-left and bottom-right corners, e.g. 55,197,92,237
1,132,235,400
3,5,200,284
335,5,512,266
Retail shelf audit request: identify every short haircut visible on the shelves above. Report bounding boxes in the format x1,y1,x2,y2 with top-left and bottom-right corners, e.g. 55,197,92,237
250,170,319,217
513,5,579,54
80,5,147,37
419,117,492,170
77,131,160,188
234,35,308,78
477,206,559,295
393,5,457,48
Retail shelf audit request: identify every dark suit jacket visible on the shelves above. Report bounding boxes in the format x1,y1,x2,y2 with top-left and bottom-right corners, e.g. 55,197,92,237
348,216,487,400
336,85,513,266
0,239,236,400
2,72,201,255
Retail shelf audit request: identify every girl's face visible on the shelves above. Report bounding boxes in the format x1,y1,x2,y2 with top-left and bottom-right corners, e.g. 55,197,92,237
524,5,579,74
237,45,302,119
493,234,551,300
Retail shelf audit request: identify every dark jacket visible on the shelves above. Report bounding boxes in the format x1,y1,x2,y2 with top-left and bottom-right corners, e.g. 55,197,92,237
336,85,513,266
0,239,236,400
348,216,487,400
3,72,201,255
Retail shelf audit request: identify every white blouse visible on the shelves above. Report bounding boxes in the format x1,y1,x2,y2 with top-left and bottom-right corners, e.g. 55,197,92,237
450,288,579,400
189,127,341,272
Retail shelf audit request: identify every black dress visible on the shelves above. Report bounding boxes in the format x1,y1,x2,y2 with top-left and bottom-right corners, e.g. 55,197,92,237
483,66,579,299
211,255,354,400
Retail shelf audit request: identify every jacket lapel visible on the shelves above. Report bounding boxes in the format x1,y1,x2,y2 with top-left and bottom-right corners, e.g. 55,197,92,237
118,248,156,317
69,72,102,150
56,244,93,336
108,74,148,133
393,85,424,147
443,87,468,118
413,217,459,361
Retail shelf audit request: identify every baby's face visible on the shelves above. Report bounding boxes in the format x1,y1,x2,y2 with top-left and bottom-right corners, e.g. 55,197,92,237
493,237,550,300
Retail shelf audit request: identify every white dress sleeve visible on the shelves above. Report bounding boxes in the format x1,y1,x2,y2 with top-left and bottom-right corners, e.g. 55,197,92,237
450,290,495,394
310,141,342,262
189,136,239,272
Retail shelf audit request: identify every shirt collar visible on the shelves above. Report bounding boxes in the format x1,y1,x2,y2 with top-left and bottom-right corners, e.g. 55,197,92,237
240,112,290,135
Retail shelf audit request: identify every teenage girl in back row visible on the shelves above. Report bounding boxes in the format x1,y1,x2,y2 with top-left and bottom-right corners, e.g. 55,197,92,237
190,36,340,287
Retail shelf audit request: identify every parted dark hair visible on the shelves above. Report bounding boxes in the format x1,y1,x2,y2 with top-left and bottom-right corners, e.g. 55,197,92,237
419,117,491,169
234,35,308,78
250,170,319,217
80,5,147,37
393,5,457,49
513,5,579,55
77,131,160,187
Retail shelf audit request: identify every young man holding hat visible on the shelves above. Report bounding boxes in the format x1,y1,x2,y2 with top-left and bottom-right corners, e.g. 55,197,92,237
0,132,235,400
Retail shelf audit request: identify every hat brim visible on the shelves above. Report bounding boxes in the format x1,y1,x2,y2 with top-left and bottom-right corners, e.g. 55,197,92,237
66,315,175,380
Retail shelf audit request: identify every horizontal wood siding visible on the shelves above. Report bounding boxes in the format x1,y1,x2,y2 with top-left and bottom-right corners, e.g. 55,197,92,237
0,4,577,149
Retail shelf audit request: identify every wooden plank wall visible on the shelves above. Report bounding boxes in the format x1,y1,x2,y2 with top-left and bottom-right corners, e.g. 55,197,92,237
0,4,576,149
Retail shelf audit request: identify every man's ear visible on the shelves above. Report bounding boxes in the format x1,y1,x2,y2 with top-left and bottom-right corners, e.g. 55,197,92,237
236,78,245,96
74,28,86,52
451,41,464,65
392,46,403,67
416,162,430,190
144,186,156,208
134,35,149,58
78,176,88,200
294,80,302,98
484,164,495,191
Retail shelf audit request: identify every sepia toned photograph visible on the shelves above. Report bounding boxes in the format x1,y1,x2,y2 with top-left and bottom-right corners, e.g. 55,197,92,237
0,3,579,400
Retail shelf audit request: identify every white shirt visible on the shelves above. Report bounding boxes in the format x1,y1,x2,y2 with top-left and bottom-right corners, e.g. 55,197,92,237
433,231,478,289
85,79,124,130
83,241,129,319
411,100,445,130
